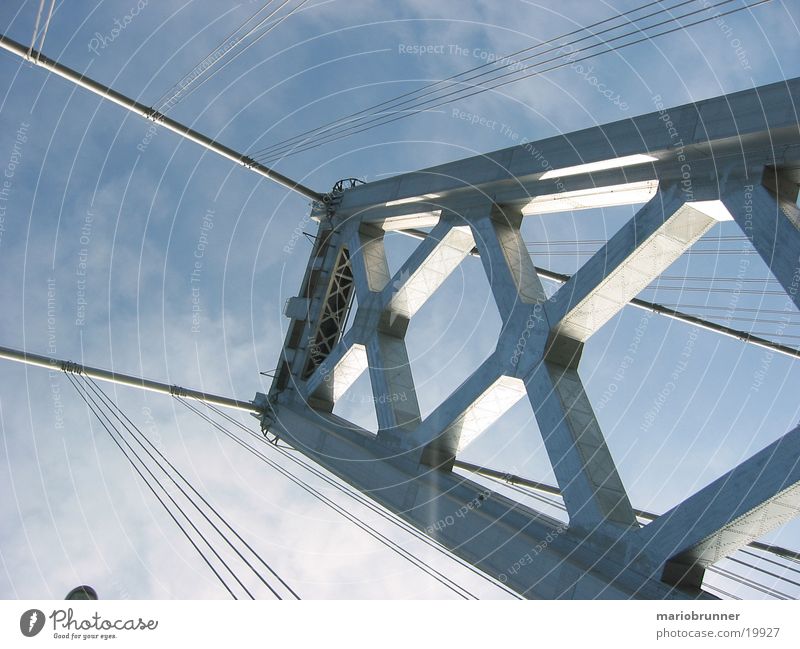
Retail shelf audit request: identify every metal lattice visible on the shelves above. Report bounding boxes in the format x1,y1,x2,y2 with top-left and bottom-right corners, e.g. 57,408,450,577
264,78,800,599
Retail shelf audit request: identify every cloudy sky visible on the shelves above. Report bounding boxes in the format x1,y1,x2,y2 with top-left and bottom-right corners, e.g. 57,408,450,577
1,0,799,599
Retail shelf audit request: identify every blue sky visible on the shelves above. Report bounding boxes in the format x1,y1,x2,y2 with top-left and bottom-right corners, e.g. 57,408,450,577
1,0,799,599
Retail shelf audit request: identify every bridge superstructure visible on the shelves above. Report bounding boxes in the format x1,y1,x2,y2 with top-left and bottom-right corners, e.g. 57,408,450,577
1,28,799,599
263,77,800,598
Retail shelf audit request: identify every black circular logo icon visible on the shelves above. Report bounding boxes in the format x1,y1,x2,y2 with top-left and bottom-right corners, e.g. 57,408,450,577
20,609,45,637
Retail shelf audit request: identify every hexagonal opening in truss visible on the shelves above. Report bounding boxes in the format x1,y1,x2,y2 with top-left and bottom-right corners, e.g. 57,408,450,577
526,193,800,545
404,251,503,421
457,394,560,508
331,366,379,434
382,229,434,278
582,219,800,519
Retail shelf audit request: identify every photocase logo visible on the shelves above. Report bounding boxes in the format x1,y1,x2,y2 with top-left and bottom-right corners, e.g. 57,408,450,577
20,609,45,637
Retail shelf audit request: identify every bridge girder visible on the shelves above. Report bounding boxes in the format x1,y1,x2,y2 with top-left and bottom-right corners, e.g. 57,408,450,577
266,77,800,599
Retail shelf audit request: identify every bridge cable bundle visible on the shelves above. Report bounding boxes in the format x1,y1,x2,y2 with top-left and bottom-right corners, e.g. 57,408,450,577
244,0,774,163
66,373,299,600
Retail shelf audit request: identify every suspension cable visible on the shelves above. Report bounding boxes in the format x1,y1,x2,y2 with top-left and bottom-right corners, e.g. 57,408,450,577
35,0,56,63
179,397,478,599
707,566,791,599
204,401,523,599
82,376,298,599
740,549,800,576
151,0,280,110
0,32,323,201
65,372,240,599
70,374,252,598
252,0,773,163
457,462,800,599
176,397,478,599
455,463,568,513
660,305,793,314
157,0,312,113
26,0,45,60
250,0,699,159
727,556,800,588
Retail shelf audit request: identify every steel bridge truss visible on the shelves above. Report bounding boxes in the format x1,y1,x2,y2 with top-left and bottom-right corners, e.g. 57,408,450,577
4,25,799,602
263,78,800,599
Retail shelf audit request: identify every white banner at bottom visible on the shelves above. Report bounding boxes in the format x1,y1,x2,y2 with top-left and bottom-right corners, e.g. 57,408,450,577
0,600,797,648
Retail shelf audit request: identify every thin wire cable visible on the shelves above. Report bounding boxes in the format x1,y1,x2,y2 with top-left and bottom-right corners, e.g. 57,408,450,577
707,566,791,599
176,397,477,599
752,332,800,339
180,398,476,599
35,0,55,62
203,402,523,599
253,429,517,595
171,0,310,109
250,0,700,158
656,276,781,284
532,258,799,349
26,0,45,60
84,377,297,599
83,376,297,600
253,0,721,160
532,272,780,284
256,0,770,163
688,316,799,325
526,236,751,244
157,0,310,113
644,286,787,295
254,0,772,163
268,442,521,596
71,374,253,599
727,556,800,588
528,249,761,256
151,0,278,109
661,305,798,315
65,373,239,599
455,465,568,513
461,469,800,569
453,461,800,599
702,582,741,599
741,549,800,576
184,399,479,600
154,0,291,111
202,399,800,602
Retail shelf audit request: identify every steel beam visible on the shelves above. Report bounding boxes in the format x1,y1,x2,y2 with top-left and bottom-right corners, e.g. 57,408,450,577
543,185,731,351
525,360,638,531
365,333,421,434
0,33,323,202
302,332,368,411
637,423,800,589
470,206,547,320
377,219,475,329
265,401,713,600
451,460,800,561
333,77,800,218
0,345,257,413
396,226,800,361
268,77,800,598
721,179,800,311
